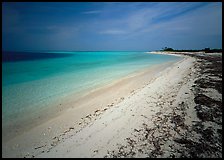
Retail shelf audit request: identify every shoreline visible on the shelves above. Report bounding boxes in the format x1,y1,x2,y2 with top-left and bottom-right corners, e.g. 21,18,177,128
37,54,196,158
2,56,181,143
3,51,222,158
2,51,182,143
2,57,184,158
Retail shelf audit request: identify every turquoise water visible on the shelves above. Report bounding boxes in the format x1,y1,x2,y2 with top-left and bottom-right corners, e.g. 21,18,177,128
2,51,181,128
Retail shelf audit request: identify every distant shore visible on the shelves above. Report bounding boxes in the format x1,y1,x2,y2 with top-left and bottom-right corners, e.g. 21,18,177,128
2,51,222,158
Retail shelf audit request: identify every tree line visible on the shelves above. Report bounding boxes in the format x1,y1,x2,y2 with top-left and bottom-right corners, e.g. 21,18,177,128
161,47,222,53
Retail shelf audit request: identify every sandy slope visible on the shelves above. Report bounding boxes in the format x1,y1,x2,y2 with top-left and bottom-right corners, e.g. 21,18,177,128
36,56,197,158
2,56,179,158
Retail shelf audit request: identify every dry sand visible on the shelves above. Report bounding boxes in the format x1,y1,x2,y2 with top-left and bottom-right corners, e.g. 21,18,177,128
2,52,222,158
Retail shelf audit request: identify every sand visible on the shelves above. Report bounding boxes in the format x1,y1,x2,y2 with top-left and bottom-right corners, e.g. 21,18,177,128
2,57,180,158
2,52,222,158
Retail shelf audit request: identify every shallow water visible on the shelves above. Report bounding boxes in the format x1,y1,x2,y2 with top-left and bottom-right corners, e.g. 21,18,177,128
2,51,181,130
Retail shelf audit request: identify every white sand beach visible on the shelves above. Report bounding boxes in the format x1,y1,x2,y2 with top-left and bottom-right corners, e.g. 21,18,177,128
2,52,222,158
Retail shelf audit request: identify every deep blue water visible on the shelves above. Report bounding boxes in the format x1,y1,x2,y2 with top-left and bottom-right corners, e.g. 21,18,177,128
2,51,73,62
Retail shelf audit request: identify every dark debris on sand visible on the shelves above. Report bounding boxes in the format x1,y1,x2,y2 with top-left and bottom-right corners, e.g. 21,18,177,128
105,52,222,158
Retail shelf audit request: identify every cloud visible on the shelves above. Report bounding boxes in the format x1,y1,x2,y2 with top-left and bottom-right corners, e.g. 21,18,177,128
2,2,222,51
91,2,221,51
146,2,222,36
100,29,127,35
95,3,205,37
102,3,220,38
82,10,102,14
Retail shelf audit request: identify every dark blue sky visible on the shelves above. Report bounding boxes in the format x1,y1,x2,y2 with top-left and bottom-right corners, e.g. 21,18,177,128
2,2,222,51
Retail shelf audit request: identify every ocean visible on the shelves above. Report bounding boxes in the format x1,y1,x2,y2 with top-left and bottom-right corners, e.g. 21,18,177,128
2,51,182,135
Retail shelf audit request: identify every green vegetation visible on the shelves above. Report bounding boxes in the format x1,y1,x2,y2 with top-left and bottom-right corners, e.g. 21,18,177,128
161,47,222,53
162,47,174,51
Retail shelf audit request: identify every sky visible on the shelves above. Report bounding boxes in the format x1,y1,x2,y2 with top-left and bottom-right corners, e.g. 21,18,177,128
2,2,222,51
